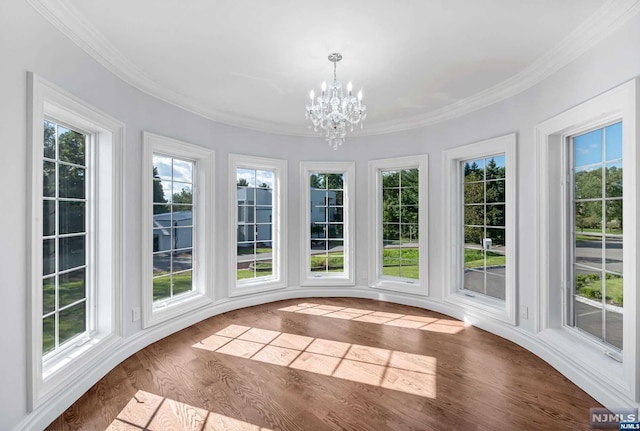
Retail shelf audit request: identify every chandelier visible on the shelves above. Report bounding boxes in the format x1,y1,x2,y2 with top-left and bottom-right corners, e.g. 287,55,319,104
306,53,367,150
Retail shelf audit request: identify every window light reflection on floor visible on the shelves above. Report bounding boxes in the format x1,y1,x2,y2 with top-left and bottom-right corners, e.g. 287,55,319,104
107,389,273,431
193,325,437,398
278,303,466,334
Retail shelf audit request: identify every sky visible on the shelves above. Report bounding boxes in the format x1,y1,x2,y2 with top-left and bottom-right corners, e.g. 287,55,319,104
574,121,622,168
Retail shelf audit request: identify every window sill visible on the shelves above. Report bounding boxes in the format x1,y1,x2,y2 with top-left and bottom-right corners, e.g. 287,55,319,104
301,274,355,287
144,292,213,328
445,291,515,325
370,278,427,296
229,279,287,297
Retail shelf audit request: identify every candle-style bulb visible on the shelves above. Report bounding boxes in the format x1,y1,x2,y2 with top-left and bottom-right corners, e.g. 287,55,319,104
347,82,353,95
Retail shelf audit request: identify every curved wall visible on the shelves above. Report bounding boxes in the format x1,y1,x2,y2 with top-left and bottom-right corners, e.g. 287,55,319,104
2,1,640,429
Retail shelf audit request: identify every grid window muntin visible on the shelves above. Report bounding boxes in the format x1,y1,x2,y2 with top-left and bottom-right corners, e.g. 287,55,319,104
381,168,419,281
152,154,195,303
461,154,507,300
236,168,274,281
309,172,345,274
42,118,90,357
569,121,623,351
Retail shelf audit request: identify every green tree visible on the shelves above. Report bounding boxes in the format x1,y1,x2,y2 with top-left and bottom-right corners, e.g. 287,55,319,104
237,178,249,186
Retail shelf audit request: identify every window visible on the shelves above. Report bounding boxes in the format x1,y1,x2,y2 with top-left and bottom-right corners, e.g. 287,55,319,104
300,162,355,286
536,79,636,403
569,123,623,351
462,154,507,300
28,73,123,409
229,154,287,296
443,134,516,324
42,120,90,356
368,155,428,294
142,133,214,328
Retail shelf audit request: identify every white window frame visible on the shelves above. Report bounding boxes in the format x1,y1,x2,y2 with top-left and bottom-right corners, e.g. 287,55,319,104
142,132,214,328
300,161,355,286
368,155,428,295
443,134,517,325
228,154,287,296
536,79,638,403
27,73,123,409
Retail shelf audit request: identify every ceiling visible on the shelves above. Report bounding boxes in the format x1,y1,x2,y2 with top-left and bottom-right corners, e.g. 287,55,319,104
30,0,638,137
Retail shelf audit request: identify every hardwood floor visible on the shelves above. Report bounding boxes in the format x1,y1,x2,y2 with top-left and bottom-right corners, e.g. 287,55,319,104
47,298,601,430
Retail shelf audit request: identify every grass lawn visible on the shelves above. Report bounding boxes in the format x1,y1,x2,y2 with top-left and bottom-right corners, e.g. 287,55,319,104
153,271,193,301
382,247,419,280
237,247,272,255
464,249,505,268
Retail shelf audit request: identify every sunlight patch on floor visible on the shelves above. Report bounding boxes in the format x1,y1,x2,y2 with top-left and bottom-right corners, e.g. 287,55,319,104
107,390,273,431
278,303,466,334
193,325,437,398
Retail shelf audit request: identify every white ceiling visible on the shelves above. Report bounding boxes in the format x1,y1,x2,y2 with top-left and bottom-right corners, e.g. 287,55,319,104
29,0,639,137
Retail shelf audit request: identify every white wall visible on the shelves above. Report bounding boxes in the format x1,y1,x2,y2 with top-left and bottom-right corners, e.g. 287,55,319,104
1,0,640,429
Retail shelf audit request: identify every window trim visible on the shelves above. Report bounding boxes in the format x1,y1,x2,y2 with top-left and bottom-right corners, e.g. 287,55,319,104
367,155,428,295
443,134,517,325
535,79,638,401
27,72,124,409
299,161,355,286
141,132,215,328
228,154,287,296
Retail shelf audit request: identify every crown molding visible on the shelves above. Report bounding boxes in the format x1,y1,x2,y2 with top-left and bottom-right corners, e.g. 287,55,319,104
27,0,640,137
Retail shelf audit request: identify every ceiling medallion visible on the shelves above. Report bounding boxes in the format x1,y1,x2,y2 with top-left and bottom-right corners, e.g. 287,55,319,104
306,53,367,150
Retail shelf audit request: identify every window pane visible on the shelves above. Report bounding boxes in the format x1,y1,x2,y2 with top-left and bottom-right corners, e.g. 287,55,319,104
464,269,485,294
43,277,55,315
464,182,484,204
43,239,55,276
485,156,505,180
256,170,273,190
59,201,85,234
464,205,484,226
44,120,56,159
43,199,56,236
605,122,622,162
401,206,419,224
256,206,272,223
486,204,505,227
328,207,343,223
152,228,171,252
172,249,192,272
605,236,623,275
59,268,85,308
486,180,505,203
464,226,483,246
383,224,400,244
464,159,484,181
42,315,55,355
605,310,623,350
605,162,622,198
464,247,484,269
574,300,602,341
486,228,506,249
574,128,602,168
58,165,85,199
574,168,602,200
486,271,506,300
172,159,193,183
43,161,56,197
575,201,602,233
173,270,192,296
173,227,193,250
153,252,171,276
401,169,419,187
382,170,400,188
58,127,85,166
153,275,171,301
254,257,272,277
59,236,85,271
401,224,419,243
152,154,173,180
328,224,343,239
58,301,86,345
326,173,344,189
383,205,400,223
383,188,399,205
312,223,327,239
172,182,192,205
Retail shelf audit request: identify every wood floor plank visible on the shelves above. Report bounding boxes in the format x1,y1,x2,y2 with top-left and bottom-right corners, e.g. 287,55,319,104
47,298,600,430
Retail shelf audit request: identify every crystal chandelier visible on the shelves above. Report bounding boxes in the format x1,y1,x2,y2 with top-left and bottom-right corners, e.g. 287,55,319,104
306,53,367,150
